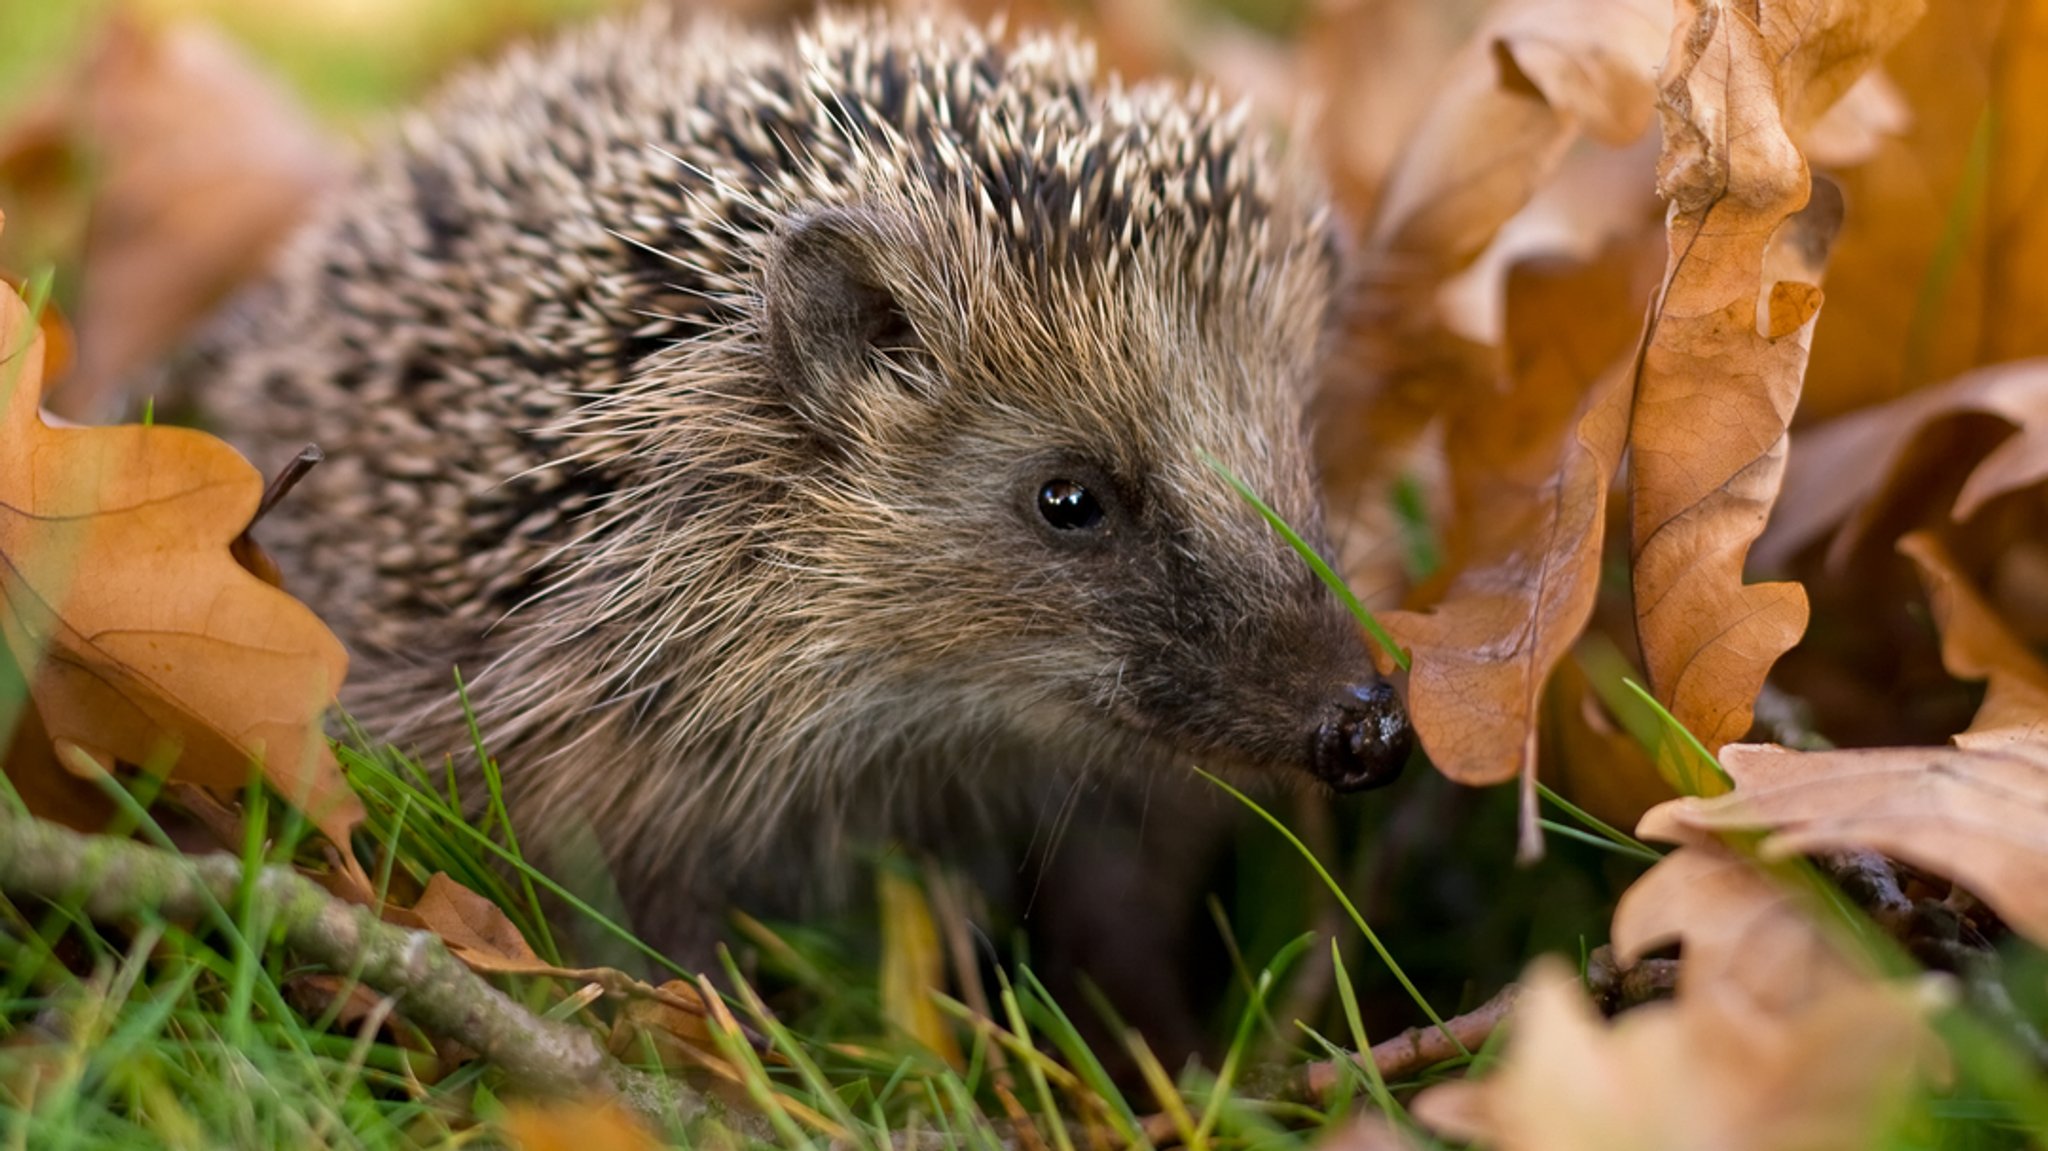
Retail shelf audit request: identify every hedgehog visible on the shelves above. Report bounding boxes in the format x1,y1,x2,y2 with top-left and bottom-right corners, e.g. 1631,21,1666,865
185,6,1412,958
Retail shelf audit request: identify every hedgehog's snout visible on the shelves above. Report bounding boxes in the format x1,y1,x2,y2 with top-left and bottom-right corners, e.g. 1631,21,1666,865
1306,681,1412,792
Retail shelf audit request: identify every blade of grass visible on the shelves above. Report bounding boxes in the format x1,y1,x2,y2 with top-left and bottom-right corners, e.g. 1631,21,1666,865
1124,1032,1199,1151
1192,932,1312,1148
453,668,559,963
1202,453,1409,671
996,969,1076,1151
1537,819,1662,863
1015,969,1146,1148
1196,769,1459,1050
1621,678,1733,795
1329,939,1400,1115
1533,781,1659,858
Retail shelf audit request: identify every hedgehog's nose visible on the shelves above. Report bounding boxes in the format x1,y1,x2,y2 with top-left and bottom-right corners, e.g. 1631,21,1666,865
1308,681,1412,792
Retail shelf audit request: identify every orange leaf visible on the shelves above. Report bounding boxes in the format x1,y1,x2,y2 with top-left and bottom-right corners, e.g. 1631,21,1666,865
1381,246,1647,789
1644,740,2048,948
407,873,543,967
1761,361,2048,569
1411,954,1933,1151
1900,530,2048,739
501,1102,667,1151
0,246,360,878
52,17,337,420
1366,0,1668,282
1628,0,1896,754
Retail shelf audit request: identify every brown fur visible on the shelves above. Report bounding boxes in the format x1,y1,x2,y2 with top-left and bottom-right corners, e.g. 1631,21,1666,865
185,7,1388,952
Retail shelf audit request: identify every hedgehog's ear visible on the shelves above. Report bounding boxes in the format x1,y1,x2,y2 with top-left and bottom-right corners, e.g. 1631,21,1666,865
763,208,923,424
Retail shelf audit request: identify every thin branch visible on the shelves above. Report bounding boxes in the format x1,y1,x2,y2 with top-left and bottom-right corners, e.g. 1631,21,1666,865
1284,945,1680,1103
1298,982,1519,1100
0,806,766,1138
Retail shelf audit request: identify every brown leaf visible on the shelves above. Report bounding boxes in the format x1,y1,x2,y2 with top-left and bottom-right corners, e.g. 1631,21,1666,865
1366,0,1667,282
0,241,361,879
1290,0,1489,229
608,978,725,1074
1644,740,2048,947
1411,955,1933,1151
1761,360,2048,569
407,873,543,967
0,655,115,831
1610,841,1870,1017
1628,0,1898,754
1380,246,1647,788
44,17,337,420
501,1101,667,1151
1900,530,2048,739
878,866,964,1066
1802,0,2034,422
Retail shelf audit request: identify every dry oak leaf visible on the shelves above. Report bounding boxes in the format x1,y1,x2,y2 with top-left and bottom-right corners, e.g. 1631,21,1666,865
501,1101,667,1151
1804,0,2048,421
1366,0,1668,282
40,17,337,421
1627,0,1911,755
0,266,361,879
1611,839,1872,1018
404,872,544,968
879,865,964,1066
1901,529,2048,740
1411,955,1934,1151
1643,740,2048,948
1759,359,2048,570
1381,246,1646,795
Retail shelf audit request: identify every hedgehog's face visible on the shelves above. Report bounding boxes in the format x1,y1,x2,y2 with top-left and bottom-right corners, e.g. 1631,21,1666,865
761,205,1411,793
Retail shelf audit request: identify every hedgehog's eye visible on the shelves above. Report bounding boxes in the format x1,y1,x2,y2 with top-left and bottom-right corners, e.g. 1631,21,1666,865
1037,479,1104,532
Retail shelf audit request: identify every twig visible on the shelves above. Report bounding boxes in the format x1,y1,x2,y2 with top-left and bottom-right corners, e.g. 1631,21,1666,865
253,443,325,526
1298,982,1519,1100
1287,945,1678,1103
0,806,765,1138
1581,946,1680,1013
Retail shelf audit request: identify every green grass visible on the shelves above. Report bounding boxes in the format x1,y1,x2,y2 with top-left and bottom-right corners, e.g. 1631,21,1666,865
0,689,1656,1150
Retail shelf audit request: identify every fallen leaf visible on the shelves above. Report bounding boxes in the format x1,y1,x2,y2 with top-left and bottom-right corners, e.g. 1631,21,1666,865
1380,245,1647,790
1900,530,2048,739
878,866,965,1066
1628,0,1896,755
1365,0,1667,283
1760,360,2048,570
40,17,337,420
1291,0,1490,229
1412,955,1933,1151
1645,740,2048,948
0,651,115,832
407,873,543,967
1801,0,2037,421
501,1101,667,1151
1610,840,1871,1017
607,977,724,1074
0,235,361,877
